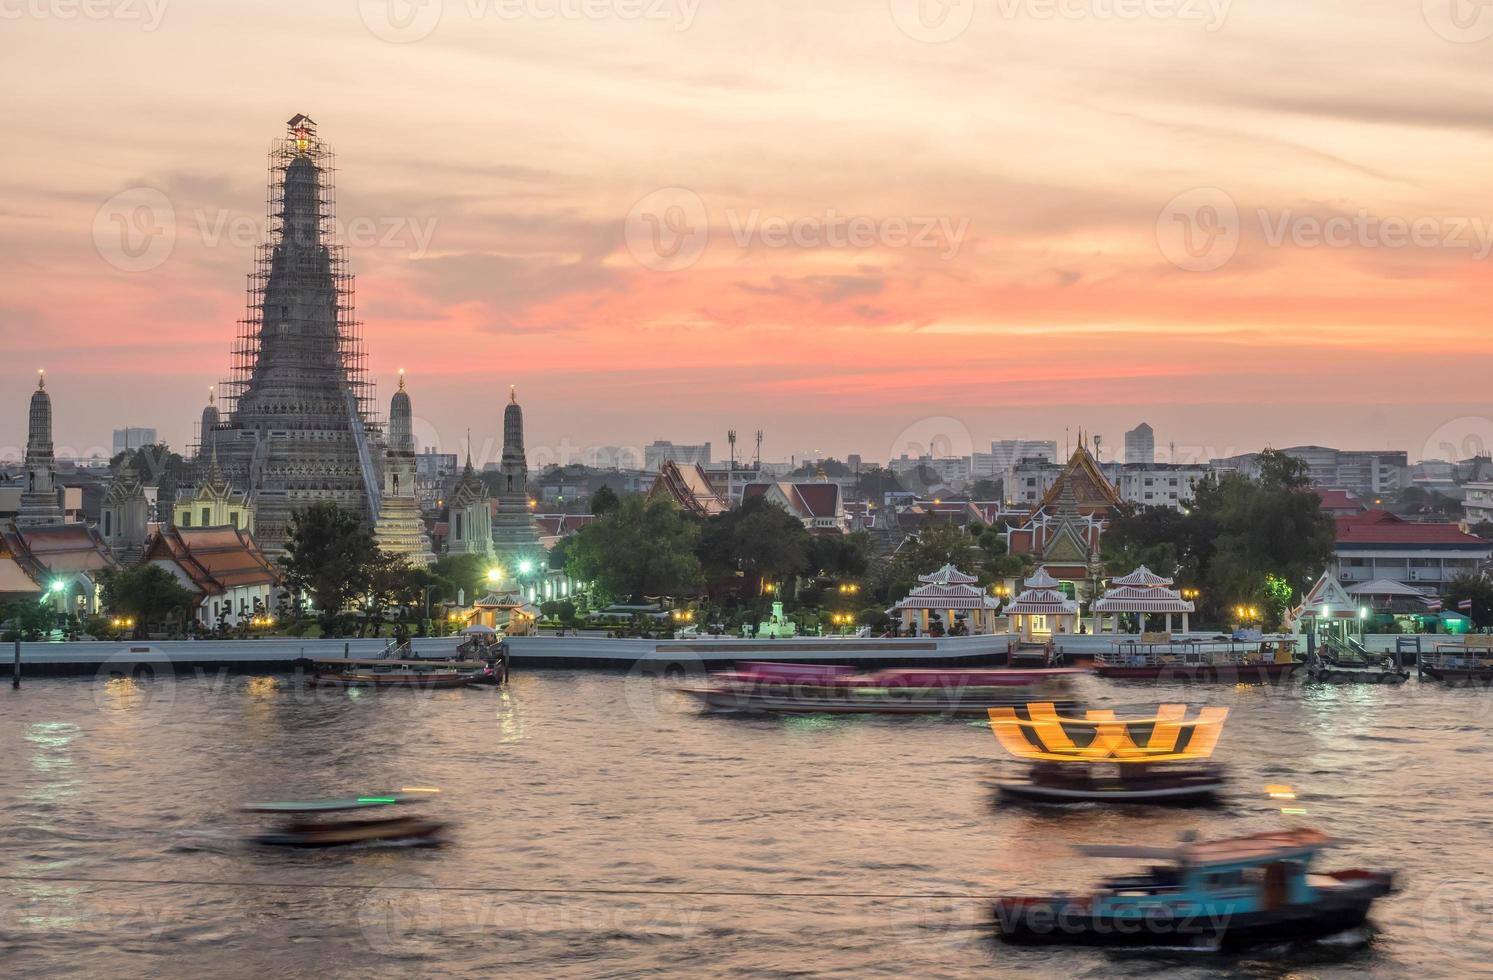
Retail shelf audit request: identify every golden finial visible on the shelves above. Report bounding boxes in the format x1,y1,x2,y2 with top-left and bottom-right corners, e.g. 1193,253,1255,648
509,384,517,405
398,368,406,391
208,385,215,406
37,369,45,390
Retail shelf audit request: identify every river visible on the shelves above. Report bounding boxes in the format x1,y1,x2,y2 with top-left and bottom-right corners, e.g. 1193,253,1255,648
2,669,1489,978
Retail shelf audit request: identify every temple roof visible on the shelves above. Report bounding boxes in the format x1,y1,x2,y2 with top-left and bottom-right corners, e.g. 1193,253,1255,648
1091,584,1195,613
649,460,727,517
918,563,978,586
1293,570,1358,619
1110,565,1173,588
1038,443,1123,512
1,523,118,578
144,526,279,594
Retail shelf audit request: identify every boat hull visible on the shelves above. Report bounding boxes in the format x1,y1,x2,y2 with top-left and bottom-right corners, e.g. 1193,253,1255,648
310,672,480,690
994,891,1384,949
1308,666,1408,684
994,779,1223,806
1419,666,1493,683
1093,662,1301,682
678,687,1078,717
251,816,447,848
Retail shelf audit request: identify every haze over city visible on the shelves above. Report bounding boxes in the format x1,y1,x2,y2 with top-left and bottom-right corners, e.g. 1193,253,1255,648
4,1,1492,461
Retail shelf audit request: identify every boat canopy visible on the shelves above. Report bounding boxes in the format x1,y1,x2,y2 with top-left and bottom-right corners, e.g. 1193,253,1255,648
1078,829,1332,867
988,703,1228,763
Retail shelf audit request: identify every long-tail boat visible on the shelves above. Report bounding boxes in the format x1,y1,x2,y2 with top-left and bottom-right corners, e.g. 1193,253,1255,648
994,828,1393,949
677,662,1081,716
988,703,1229,804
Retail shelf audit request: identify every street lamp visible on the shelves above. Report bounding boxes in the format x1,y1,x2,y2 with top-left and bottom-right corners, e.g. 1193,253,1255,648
486,567,503,584
518,559,534,576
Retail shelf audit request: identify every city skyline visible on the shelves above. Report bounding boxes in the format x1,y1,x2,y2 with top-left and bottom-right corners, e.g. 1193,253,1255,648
4,3,1492,462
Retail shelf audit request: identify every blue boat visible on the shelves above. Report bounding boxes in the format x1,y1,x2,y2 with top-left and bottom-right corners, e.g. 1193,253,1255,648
994,828,1393,950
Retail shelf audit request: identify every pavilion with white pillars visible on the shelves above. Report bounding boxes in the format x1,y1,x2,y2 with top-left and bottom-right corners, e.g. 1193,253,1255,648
1089,565,1194,635
1003,567,1081,641
888,563,1003,634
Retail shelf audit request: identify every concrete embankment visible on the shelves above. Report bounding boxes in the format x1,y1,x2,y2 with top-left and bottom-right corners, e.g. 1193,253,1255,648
1,633,1020,677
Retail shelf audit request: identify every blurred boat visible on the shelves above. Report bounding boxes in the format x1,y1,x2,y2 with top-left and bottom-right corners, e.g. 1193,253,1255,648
243,790,446,847
994,828,1393,949
1419,641,1493,682
988,703,1229,805
677,662,1080,716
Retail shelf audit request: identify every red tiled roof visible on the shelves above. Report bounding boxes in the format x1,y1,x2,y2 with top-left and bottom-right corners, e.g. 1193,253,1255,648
790,483,840,518
1336,511,1490,547
1,523,118,577
1316,488,1363,512
144,526,279,595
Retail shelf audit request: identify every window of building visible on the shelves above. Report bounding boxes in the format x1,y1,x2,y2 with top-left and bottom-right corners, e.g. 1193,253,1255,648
103,512,112,536
180,511,190,527
202,507,211,526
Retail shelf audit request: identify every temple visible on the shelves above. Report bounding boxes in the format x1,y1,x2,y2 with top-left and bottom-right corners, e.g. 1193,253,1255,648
887,564,1003,634
490,386,542,565
372,371,434,564
1005,440,1119,596
17,371,64,527
1090,565,1195,635
445,442,493,558
212,115,382,554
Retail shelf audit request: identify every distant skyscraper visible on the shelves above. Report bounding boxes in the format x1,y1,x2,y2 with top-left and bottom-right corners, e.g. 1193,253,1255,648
645,440,712,471
1125,423,1155,465
112,427,157,456
213,115,382,554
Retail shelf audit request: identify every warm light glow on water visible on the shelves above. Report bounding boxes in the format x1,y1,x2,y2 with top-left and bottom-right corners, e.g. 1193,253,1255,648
1,672,1490,975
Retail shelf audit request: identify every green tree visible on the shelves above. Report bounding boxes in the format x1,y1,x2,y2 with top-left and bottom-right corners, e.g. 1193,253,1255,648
565,495,702,604
591,485,621,515
279,502,380,637
2,599,56,641
697,496,812,600
99,564,198,639
1443,573,1493,629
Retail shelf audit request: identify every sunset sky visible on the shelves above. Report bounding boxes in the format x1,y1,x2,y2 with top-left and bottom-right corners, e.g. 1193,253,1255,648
3,0,1492,467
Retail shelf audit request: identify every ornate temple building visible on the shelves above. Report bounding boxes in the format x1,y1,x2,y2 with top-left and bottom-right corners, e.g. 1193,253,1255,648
17,371,64,527
174,449,254,532
445,447,493,558
648,460,729,517
373,372,434,564
100,467,150,562
490,387,541,564
1005,441,1120,593
211,115,382,555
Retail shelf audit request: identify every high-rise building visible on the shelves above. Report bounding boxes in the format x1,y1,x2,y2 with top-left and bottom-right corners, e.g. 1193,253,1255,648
1124,423,1155,465
645,440,712,471
213,115,382,554
112,427,158,456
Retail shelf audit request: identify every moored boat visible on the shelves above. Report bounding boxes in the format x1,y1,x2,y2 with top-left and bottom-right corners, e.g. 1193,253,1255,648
1419,640,1493,682
243,790,447,847
309,657,494,689
677,662,1081,716
1093,639,1301,682
993,828,1393,949
988,703,1230,805
1305,652,1408,684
